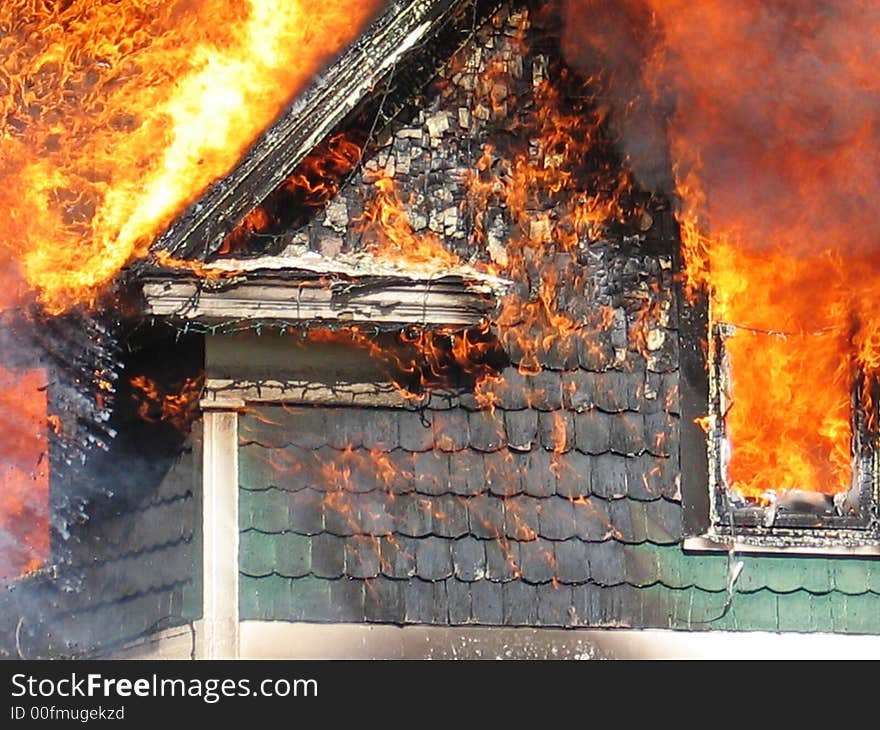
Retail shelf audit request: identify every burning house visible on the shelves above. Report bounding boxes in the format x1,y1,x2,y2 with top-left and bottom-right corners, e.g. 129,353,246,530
2,0,880,660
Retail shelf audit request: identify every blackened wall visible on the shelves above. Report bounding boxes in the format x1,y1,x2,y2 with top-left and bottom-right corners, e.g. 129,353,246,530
0,334,201,659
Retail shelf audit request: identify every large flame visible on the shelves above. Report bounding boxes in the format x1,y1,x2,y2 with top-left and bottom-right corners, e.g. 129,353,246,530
659,0,880,501
0,367,48,579
0,0,383,580
565,0,880,500
0,0,384,314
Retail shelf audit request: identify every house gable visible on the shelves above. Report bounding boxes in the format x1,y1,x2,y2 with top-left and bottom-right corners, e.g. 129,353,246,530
197,4,880,639
8,0,880,660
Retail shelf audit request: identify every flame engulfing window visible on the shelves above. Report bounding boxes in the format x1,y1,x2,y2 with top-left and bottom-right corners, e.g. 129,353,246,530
0,367,49,579
711,322,875,522
681,298,880,550
575,0,880,550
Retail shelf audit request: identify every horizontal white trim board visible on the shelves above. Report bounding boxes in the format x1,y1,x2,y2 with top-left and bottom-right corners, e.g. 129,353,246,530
239,622,880,660
685,536,880,556
142,278,497,326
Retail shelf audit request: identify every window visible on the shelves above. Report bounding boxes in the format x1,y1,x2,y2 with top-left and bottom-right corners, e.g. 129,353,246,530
680,290,880,553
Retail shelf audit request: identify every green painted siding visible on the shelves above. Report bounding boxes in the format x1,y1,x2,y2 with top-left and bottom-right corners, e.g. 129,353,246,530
239,477,880,632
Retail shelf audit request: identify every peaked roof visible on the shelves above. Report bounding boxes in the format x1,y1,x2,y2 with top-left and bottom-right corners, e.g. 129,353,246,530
151,0,499,262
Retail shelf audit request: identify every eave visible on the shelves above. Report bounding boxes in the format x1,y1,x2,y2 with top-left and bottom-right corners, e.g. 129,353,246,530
141,250,510,328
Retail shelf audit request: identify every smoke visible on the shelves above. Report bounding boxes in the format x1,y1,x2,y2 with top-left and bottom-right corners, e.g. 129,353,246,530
561,0,880,256
560,1,880,500
561,0,673,191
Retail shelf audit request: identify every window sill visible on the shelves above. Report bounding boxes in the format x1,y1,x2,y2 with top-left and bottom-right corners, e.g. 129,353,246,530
684,534,880,557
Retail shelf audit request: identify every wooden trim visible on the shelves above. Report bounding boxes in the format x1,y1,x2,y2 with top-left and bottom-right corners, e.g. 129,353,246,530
674,242,712,537
684,536,880,557
676,261,880,547
198,411,240,659
109,625,196,660
142,278,497,327
202,378,438,408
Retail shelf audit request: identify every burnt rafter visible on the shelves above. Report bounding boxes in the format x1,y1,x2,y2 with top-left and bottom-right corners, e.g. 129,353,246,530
151,0,501,262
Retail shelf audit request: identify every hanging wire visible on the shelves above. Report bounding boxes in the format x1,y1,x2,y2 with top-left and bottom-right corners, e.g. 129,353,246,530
716,319,838,338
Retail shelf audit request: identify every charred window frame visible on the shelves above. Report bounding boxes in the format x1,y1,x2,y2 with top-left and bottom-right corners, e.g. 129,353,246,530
677,261,880,552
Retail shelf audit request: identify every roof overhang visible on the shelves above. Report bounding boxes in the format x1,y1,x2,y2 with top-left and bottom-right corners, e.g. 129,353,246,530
141,250,510,328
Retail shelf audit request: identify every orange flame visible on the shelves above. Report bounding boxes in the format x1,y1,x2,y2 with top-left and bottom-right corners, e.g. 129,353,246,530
627,0,880,500
0,0,384,313
0,367,49,579
130,373,205,433
465,72,633,379
358,177,462,269
687,226,857,499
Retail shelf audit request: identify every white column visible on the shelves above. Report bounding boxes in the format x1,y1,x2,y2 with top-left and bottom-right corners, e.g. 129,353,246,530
197,408,240,659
